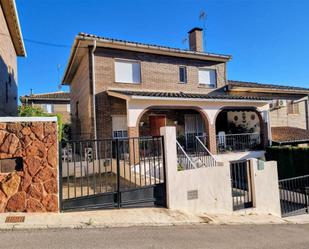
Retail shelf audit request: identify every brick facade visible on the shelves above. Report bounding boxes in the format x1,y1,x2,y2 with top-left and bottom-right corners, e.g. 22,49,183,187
70,55,93,139
270,101,308,130
94,48,227,94
69,47,227,140
0,4,18,116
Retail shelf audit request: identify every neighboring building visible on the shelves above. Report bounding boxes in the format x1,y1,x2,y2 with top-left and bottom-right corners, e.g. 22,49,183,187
20,91,71,123
0,0,26,116
228,80,309,145
62,27,271,159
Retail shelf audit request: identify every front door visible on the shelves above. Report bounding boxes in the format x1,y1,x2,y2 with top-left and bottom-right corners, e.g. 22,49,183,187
149,115,166,136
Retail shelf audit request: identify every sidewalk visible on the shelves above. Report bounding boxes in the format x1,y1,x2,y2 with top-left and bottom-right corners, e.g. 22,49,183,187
0,208,306,230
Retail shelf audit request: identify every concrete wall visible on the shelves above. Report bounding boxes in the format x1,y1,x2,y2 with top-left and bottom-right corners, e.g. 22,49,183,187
0,117,59,212
160,126,281,216
161,126,233,214
250,159,281,217
0,4,18,116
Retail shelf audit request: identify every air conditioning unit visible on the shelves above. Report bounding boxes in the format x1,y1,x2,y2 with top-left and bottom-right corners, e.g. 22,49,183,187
269,100,278,110
278,99,287,107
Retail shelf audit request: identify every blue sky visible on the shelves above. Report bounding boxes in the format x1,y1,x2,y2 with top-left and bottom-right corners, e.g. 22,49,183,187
16,0,309,98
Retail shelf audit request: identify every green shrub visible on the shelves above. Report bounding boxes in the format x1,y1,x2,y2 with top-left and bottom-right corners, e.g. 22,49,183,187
265,146,309,179
18,105,63,140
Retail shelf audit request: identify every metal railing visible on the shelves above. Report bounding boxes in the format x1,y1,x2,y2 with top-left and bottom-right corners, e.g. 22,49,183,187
60,136,165,207
279,175,309,217
230,160,253,211
195,136,217,167
176,140,196,171
217,133,262,153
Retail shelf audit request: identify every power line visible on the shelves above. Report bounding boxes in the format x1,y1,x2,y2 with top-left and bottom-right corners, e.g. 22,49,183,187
0,31,91,49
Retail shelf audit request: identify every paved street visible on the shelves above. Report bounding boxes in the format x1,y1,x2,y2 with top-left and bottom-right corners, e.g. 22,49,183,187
1,224,309,249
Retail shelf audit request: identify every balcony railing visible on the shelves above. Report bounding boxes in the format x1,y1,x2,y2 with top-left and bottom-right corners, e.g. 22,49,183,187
216,133,262,153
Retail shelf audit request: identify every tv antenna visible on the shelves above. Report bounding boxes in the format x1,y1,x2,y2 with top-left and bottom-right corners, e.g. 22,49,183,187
199,10,207,50
57,64,62,91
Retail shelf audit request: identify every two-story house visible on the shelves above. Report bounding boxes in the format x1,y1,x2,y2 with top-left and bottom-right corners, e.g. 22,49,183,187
0,0,26,116
62,27,271,159
20,91,71,124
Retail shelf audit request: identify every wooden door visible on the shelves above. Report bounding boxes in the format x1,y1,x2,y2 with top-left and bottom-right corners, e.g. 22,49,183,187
149,116,166,136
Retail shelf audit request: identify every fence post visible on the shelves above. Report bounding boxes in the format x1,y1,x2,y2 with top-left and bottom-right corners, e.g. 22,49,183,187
116,138,121,208
305,187,309,213
160,126,177,209
58,142,63,212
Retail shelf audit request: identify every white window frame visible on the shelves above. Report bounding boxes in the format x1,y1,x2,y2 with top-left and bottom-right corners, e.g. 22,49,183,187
114,59,141,84
198,68,217,88
42,104,53,114
112,115,128,138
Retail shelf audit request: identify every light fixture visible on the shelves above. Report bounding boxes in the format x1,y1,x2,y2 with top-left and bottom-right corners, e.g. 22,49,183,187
174,121,178,125
139,121,144,127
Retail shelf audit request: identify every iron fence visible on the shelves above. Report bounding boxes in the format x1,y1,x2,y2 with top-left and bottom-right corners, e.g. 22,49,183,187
217,133,262,153
60,136,166,210
230,160,253,211
279,175,309,217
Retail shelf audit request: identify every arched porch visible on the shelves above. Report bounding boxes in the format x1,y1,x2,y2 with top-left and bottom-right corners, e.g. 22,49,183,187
135,107,211,152
215,107,267,153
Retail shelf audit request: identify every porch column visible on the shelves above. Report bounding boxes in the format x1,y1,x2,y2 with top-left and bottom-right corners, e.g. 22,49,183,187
208,124,217,155
260,111,270,148
200,109,218,155
127,126,140,166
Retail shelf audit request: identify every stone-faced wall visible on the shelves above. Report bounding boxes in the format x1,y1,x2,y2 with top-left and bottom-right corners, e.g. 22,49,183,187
0,121,58,212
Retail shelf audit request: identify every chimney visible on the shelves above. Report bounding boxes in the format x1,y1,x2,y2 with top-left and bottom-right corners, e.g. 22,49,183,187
188,27,203,52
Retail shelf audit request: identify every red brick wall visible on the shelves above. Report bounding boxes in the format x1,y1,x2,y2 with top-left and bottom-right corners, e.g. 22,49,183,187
0,122,59,212
70,47,227,140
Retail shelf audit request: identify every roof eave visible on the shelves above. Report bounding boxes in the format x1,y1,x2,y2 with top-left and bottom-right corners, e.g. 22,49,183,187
107,90,270,103
1,0,26,57
62,35,232,85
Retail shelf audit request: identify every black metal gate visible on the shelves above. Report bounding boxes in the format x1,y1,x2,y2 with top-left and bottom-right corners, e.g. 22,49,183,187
59,136,166,211
279,175,309,217
230,160,253,211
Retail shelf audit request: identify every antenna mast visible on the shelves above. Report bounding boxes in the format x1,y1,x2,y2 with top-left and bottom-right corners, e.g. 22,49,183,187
57,64,62,91
199,10,207,51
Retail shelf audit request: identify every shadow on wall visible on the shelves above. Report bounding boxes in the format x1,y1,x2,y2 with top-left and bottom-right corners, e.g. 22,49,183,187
0,55,17,116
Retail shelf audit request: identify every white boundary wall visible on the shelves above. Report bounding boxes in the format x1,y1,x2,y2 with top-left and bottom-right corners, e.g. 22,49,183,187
250,159,281,217
160,126,281,216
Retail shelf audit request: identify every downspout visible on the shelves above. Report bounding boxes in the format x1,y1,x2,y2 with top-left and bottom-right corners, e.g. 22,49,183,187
91,40,97,140
305,96,309,130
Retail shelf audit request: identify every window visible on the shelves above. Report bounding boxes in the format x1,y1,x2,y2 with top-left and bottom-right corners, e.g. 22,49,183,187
42,104,53,114
198,68,217,87
67,104,71,112
179,66,187,83
287,101,300,115
112,115,128,138
115,59,141,84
